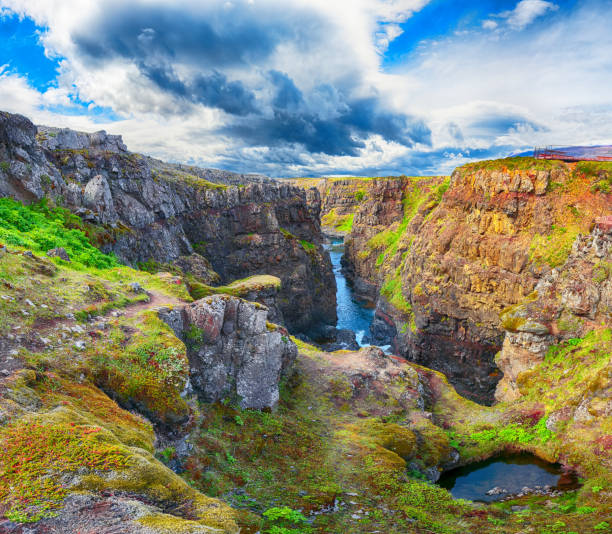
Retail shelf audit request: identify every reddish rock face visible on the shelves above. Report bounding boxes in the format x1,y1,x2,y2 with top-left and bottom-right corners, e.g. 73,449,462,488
595,215,612,233
310,160,612,404
495,222,612,402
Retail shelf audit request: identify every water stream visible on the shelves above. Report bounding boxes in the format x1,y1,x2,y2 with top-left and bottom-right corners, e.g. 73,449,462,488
325,238,375,346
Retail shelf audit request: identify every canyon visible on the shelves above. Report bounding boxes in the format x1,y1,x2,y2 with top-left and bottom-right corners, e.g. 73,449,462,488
0,111,611,533
294,164,612,404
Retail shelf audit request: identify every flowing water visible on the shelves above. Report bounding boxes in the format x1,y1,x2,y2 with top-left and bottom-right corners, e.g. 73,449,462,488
439,454,579,502
324,240,575,502
325,238,374,346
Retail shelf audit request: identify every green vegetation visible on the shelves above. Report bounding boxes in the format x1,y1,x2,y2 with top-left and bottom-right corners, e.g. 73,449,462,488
321,209,354,233
529,224,580,268
189,274,281,300
300,239,316,252
0,410,130,522
458,156,567,173
0,198,117,269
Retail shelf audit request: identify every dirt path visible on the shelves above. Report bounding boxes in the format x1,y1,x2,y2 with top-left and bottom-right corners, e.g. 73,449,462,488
122,291,186,318
0,290,188,387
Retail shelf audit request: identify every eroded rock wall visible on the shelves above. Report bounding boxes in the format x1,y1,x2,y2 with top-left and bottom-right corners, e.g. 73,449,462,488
161,295,297,409
495,216,612,402
0,111,336,333
311,162,612,404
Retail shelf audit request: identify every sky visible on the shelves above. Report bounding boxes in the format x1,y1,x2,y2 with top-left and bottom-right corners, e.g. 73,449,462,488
0,0,611,177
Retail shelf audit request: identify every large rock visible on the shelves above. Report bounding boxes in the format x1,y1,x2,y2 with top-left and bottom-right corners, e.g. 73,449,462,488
164,295,297,409
83,174,118,225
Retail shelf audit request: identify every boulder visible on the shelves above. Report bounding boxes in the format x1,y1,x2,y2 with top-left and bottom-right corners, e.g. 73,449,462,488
167,295,297,409
47,247,71,262
83,175,118,225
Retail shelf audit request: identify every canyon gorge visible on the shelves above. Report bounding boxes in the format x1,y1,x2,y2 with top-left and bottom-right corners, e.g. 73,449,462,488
0,111,611,533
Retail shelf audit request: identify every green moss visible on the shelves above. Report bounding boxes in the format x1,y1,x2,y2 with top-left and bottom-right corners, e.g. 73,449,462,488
458,156,566,173
91,311,190,426
529,224,580,268
189,274,281,300
0,409,131,522
380,270,412,315
321,209,354,233
0,198,118,269
299,239,316,252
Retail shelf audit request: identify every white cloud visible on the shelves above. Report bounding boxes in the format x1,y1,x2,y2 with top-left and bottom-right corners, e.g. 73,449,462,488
482,20,498,30
375,23,404,53
499,0,559,30
0,0,611,178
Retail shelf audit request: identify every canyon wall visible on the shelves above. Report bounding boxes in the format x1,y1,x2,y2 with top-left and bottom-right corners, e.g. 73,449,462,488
495,215,612,403
0,111,336,333
297,161,612,403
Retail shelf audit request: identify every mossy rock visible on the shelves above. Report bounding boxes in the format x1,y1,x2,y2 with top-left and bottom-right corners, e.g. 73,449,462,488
366,420,417,459
411,416,451,467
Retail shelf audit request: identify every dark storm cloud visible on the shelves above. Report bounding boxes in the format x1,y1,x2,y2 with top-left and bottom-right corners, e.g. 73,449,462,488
268,70,303,110
72,1,321,68
144,65,257,116
68,1,431,158
223,73,431,157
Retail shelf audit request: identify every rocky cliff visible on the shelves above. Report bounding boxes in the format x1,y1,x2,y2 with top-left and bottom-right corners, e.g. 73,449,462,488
300,161,612,404
0,111,336,333
495,215,612,403
161,295,297,409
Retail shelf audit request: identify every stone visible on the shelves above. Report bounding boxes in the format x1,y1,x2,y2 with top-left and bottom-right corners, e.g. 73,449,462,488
83,174,118,225
47,247,71,262
170,295,298,410
129,282,145,293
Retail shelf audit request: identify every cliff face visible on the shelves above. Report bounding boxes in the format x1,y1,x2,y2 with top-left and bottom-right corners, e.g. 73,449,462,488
305,161,612,404
495,216,612,403
161,294,297,409
0,111,336,333
397,160,612,403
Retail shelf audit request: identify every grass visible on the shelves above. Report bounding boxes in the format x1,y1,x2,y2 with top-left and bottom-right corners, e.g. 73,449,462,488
529,224,580,268
321,209,354,233
0,197,117,269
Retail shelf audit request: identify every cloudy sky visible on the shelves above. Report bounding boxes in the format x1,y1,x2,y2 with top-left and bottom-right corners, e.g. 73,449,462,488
1,0,611,177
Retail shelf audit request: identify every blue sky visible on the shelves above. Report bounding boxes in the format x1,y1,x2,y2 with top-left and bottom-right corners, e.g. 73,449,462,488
0,0,610,177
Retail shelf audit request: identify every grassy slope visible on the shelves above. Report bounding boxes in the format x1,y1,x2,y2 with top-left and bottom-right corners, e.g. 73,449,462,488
0,192,610,533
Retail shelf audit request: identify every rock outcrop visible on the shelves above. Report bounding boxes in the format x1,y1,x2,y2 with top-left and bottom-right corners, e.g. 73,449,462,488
161,295,297,409
301,161,612,404
0,111,336,333
495,215,612,402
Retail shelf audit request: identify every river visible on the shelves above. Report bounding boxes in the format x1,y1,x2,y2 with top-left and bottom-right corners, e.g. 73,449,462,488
325,238,375,346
